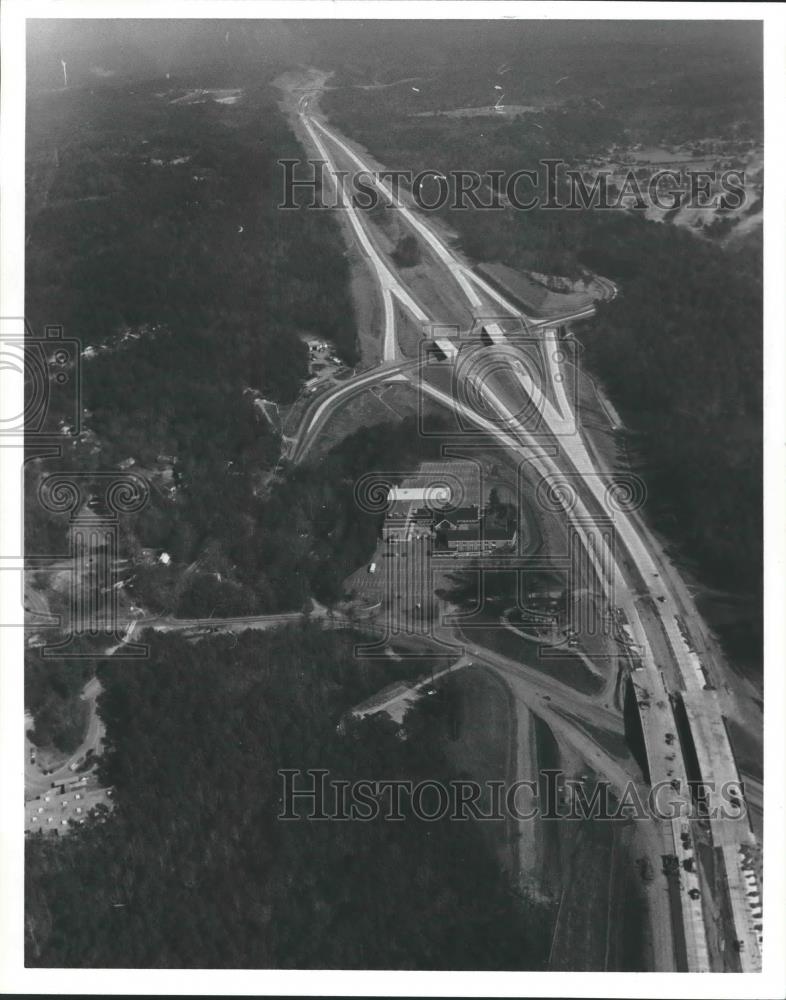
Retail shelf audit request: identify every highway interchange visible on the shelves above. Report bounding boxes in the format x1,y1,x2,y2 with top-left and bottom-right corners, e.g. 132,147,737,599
278,92,763,972
24,84,763,975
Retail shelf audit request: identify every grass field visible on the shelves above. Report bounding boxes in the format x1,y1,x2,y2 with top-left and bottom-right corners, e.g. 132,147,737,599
547,807,651,970
459,619,604,696
308,387,398,458
440,665,517,873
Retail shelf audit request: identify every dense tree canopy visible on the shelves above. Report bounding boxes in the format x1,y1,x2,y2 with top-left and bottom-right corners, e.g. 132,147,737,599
26,627,552,969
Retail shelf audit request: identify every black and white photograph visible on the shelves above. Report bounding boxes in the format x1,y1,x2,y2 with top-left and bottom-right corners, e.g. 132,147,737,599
1,2,784,996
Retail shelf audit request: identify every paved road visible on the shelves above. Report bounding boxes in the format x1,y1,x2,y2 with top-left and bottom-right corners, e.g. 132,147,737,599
26,100,754,970
302,111,766,969
295,109,694,963
309,115,485,311
300,113,428,361
288,358,419,463
281,113,614,470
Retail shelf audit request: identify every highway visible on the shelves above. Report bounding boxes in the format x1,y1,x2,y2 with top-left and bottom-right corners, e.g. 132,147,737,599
309,116,485,311
292,108,761,971
25,92,759,969
299,107,429,361
284,102,618,466
412,369,713,968
422,268,754,971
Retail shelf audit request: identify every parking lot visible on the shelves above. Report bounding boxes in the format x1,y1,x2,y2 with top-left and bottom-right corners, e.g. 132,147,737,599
25,776,112,835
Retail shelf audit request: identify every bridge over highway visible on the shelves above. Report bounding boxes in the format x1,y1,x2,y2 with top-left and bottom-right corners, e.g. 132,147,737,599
302,109,762,971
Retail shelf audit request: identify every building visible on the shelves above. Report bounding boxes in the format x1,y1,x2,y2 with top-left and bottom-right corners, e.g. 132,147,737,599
381,463,508,549
434,505,481,533
388,486,451,504
440,524,517,553
382,485,452,542
434,505,517,553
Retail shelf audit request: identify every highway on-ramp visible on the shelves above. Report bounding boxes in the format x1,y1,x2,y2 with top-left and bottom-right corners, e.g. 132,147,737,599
296,110,761,971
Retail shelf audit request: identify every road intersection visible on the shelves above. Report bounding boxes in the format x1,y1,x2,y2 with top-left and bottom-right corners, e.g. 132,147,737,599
24,93,762,974
284,106,762,971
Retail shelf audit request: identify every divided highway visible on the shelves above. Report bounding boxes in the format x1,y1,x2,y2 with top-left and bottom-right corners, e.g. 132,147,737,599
300,110,429,361
293,107,761,971
28,95,758,972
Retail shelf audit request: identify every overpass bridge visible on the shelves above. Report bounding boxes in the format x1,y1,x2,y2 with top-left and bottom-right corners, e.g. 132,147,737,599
680,690,762,969
297,110,760,972
628,672,711,971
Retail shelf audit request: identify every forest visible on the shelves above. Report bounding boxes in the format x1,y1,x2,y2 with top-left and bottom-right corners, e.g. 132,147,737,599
25,22,763,724
580,218,761,592
579,220,762,667
25,25,763,640
320,20,762,148
25,626,553,969
24,407,452,746
24,78,367,618
25,653,95,752
22,18,763,972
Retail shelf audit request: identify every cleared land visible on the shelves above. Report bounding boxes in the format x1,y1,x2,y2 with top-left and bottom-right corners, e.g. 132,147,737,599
441,665,518,874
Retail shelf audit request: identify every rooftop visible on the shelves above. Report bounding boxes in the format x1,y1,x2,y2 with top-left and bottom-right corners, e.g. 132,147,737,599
388,486,451,504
